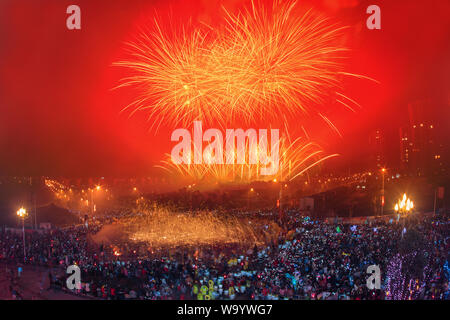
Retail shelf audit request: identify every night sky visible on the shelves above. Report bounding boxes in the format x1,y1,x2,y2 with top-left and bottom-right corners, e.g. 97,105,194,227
0,0,449,177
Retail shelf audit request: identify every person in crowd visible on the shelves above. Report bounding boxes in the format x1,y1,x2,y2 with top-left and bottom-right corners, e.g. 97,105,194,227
0,209,448,300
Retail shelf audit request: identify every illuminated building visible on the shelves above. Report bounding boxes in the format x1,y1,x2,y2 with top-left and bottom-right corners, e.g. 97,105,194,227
399,100,444,175
369,129,386,169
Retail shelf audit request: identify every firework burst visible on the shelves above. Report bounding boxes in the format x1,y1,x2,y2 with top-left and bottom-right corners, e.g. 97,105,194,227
156,129,338,183
115,0,358,129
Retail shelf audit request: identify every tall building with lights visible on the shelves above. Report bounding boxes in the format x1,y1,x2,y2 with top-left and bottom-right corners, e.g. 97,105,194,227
399,100,443,175
399,126,412,168
369,129,386,169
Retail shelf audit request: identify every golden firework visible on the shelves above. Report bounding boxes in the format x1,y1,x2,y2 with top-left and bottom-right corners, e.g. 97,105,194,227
115,1,357,128
156,129,338,183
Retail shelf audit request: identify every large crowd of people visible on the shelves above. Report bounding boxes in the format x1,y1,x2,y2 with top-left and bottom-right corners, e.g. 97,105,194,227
0,209,448,300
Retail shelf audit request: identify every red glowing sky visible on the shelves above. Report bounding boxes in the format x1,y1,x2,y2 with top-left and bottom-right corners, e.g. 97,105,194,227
0,0,449,177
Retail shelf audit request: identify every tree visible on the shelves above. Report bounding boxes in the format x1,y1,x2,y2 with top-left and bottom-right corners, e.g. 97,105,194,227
386,229,430,299
398,229,428,280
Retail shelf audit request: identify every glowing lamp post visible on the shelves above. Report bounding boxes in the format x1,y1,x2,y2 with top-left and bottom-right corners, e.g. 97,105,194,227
248,188,254,208
394,193,414,226
89,186,101,215
16,207,28,262
380,168,386,216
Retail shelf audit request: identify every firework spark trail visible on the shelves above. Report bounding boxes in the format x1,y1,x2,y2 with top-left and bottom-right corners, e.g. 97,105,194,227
117,205,280,248
217,2,349,120
115,0,362,128
156,130,337,183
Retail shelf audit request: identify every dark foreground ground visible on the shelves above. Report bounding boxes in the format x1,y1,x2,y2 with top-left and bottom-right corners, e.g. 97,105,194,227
0,262,89,300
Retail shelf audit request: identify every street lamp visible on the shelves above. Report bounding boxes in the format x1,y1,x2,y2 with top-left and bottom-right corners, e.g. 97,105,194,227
394,193,414,226
380,168,386,216
16,207,28,262
88,185,102,214
89,188,95,214
247,188,254,208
